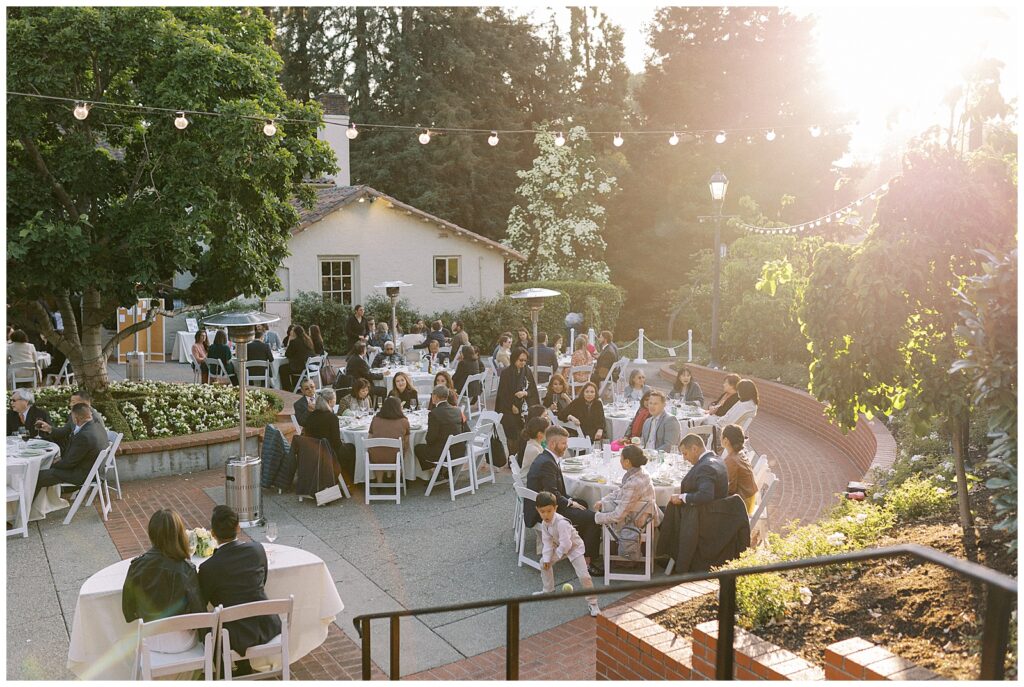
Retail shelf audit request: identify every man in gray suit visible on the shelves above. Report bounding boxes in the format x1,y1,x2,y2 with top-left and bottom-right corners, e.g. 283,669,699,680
35,403,108,497
641,390,681,452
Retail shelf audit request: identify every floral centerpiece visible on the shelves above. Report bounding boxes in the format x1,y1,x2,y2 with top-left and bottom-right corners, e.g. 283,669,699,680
187,527,216,558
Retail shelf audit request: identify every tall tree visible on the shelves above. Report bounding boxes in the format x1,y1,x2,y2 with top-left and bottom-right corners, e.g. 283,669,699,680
7,7,334,407
606,7,851,335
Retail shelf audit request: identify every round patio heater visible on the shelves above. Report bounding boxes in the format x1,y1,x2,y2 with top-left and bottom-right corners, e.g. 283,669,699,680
374,281,412,341
202,310,280,528
509,287,561,384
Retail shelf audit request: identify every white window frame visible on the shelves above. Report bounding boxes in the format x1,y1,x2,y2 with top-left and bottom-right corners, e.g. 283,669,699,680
433,255,461,289
319,256,357,304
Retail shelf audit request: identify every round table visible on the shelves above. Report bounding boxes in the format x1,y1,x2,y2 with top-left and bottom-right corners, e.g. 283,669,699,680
339,411,431,484
6,437,68,522
603,402,710,441
66,543,344,680
231,352,288,389
561,450,690,508
371,365,444,395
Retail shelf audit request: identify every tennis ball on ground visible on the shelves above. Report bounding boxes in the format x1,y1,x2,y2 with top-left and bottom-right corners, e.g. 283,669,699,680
562,583,574,593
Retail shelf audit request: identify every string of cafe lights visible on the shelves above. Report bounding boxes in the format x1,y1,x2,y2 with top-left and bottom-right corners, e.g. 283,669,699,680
733,181,891,236
8,91,845,148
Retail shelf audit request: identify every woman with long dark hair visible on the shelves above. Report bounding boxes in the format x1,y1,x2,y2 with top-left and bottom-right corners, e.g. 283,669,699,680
669,365,704,406
309,324,326,356
496,347,540,455
559,381,606,442
452,345,483,405
427,370,457,410
389,371,420,410
368,396,411,480
283,325,315,390
191,330,210,383
208,330,237,385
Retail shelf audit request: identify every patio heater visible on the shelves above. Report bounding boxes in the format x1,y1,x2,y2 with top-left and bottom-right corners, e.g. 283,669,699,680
374,281,412,341
201,310,280,528
509,287,561,385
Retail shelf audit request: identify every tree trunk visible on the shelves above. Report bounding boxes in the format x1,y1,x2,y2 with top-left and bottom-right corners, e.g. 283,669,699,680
950,409,977,558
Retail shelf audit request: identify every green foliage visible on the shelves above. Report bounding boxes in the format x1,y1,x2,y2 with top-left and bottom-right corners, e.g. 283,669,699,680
436,297,536,354
506,280,626,336
290,291,351,353
884,475,953,522
363,294,423,335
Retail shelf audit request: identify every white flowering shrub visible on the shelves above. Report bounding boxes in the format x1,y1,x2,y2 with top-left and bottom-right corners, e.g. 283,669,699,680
504,126,616,282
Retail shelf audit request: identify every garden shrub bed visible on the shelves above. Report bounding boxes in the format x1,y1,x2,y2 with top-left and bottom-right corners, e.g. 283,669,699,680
32,381,281,441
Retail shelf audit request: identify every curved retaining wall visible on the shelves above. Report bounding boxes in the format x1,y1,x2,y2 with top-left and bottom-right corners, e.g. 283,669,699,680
660,363,896,478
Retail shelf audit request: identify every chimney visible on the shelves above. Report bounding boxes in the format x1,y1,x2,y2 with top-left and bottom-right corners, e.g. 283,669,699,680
317,92,350,187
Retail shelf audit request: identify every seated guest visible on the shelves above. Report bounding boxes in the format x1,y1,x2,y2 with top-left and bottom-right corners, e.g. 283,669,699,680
708,373,741,417
711,379,759,428
551,334,564,355
283,325,316,390
388,372,420,410
346,341,385,397
260,324,282,351
7,329,39,367
303,388,353,472
122,509,205,653
8,388,51,438
451,345,483,404
515,328,532,351
427,371,458,409
542,374,572,415
594,445,664,547
340,379,374,414
415,385,470,470
559,381,605,442
368,322,392,350
371,341,405,368
570,334,595,385
623,369,652,405
493,335,513,371
622,392,652,443
199,506,281,676
192,330,210,384
668,433,728,507
524,425,602,575
208,330,237,385
721,424,758,514
518,416,550,473
669,365,704,406
414,320,446,350
399,324,426,358
527,332,559,382
450,321,469,359
420,338,450,368
34,403,107,498
35,389,106,452
640,390,681,452
246,333,274,384
293,379,317,427
309,324,326,356
368,397,411,478
589,330,619,386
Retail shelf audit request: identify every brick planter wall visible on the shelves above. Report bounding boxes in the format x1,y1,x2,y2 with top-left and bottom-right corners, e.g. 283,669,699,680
824,638,940,680
691,620,825,681
660,363,896,476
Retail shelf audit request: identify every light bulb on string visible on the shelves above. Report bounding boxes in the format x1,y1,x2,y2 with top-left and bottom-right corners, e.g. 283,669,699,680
488,131,499,146
73,102,90,120
856,199,863,206
346,123,359,140
809,125,822,138
554,131,565,147
869,192,877,200
815,220,822,227
825,215,832,223
715,131,727,144
263,119,277,136
174,112,189,130
419,129,431,145
881,183,889,191
765,129,776,142
669,132,679,145
613,132,624,147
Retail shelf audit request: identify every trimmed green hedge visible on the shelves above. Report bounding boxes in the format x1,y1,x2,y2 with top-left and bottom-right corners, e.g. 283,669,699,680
506,280,626,336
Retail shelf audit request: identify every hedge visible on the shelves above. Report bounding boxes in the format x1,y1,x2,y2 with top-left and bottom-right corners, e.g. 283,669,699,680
505,281,626,336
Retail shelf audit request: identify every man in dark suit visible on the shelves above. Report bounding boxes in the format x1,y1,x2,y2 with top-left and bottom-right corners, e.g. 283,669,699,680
198,505,281,676
7,389,51,438
524,425,603,575
415,385,469,470
35,389,106,454
590,330,620,385
527,332,558,383
669,433,729,507
293,379,317,427
449,320,469,359
34,403,108,498
246,336,275,384
414,321,447,350
421,338,450,369
346,342,385,398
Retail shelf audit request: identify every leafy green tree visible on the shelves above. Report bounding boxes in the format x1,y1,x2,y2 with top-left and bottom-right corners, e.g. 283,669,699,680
7,7,335,402
266,7,356,101
504,127,617,282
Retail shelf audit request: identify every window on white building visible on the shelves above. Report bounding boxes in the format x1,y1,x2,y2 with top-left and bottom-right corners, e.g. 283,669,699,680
320,258,355,304
434,256,460,287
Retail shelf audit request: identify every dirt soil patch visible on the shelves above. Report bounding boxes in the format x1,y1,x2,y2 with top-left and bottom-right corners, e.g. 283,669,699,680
652,490,1017,680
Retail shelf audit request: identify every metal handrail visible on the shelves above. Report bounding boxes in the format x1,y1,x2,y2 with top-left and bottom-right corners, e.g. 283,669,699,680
352,543,1017,681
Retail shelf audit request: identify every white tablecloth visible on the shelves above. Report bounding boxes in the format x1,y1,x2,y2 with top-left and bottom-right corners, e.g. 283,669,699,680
340,411,431,484
171,329,218,363
562,450,689,508
231,352,288,390
66,543,344,680
6,437,68,522
603,402,710,441
371,365,445,395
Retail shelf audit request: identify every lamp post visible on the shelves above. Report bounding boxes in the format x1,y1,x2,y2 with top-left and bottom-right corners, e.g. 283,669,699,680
702,169,730,369
509,287,561,385
374,281,412,342
202,310,279,527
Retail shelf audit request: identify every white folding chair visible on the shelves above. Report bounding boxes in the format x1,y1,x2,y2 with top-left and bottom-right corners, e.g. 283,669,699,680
568,364,593,397
736,408,757,433
207,358,232,385
685,424,715,451
292,355,324,393
507,450,524,487
8,362,38,390
363,438,406,505
61,445,112,524
245,361,272,388
603,518,655,584
44,359,75,386
749,471,778,544
456,372,488,419
217,596,293,681
6,471,29,538
534,365,553,397
513,484,542,570
753,455,770,488
131,609,220,680
89,431,124,504
473,409,510,456
470,423,497,488
566,436,593,457
423,431,477,501
289,414,304,436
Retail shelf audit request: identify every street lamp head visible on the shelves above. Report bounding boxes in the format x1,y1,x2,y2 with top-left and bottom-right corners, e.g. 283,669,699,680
509,287,561,311
709,169,729,203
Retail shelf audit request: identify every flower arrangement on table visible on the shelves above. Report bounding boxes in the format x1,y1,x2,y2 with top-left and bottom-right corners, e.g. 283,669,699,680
187,527,216,558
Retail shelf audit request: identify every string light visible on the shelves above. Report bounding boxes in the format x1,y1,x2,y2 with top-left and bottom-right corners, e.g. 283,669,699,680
346,123,358,140
73,102,90,120
174,112,189,130
765,129,776,142
262,119,276,136
554,131,565,147
418,129,431,145
809,125,822,138
488,131,499,146
735,180,891,236
613,132,624,147
715,131,727,144
669,132,679,146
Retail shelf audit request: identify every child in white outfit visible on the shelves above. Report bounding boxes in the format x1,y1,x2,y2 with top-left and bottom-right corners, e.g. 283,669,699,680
534,491,601,616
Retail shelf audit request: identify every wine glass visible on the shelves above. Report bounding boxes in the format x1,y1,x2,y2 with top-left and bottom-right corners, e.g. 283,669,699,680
18,427,29,443
265,521,278,545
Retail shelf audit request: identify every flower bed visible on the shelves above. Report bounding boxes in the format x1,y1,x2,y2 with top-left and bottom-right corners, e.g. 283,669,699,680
31,381,282,441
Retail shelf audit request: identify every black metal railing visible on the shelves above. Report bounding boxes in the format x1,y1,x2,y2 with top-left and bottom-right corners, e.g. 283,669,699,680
353,543,1017,680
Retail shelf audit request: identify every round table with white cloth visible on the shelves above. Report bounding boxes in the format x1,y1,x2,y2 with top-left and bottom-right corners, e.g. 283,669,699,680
339,411,431,484
561,450,690,509
66,543,344,680
231,351,288,389
6,436,68,522
603,401,710,441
